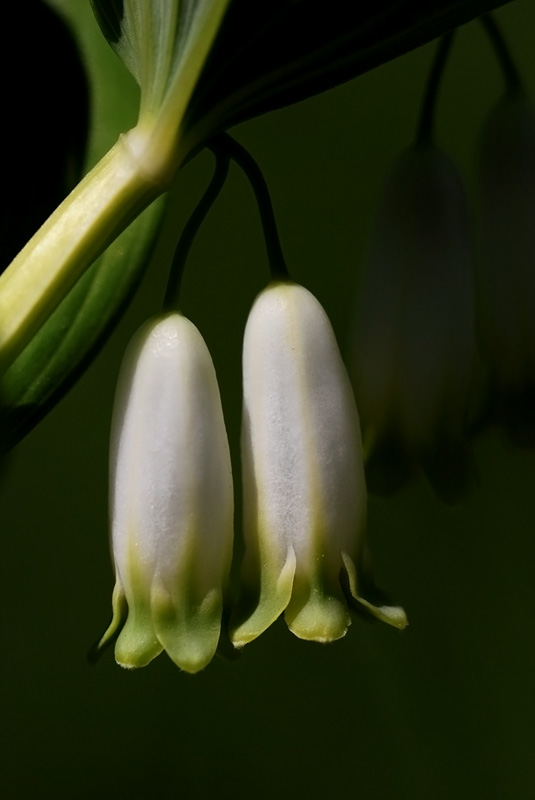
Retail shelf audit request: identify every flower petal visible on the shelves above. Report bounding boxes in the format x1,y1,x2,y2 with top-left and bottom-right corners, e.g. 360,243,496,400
102,312,233,671
231,281,366,644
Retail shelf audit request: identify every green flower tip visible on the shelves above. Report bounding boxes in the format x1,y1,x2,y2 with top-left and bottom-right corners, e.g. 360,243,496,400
230,550,407,648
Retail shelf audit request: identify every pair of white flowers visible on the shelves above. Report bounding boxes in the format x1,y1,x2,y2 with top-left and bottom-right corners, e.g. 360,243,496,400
98,282,406,672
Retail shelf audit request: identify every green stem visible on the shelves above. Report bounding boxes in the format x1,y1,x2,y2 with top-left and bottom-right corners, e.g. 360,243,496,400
416,31,455,146
0,130,170,374
213,134,289,281
0,0,234,376
480,14,523,94
163,147,230,310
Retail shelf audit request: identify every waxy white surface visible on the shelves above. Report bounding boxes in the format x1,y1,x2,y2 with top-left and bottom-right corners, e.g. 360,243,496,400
111,312,233,607
241,282,366,576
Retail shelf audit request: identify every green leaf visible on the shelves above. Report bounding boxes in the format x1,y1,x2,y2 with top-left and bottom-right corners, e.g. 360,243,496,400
0,200,164,449
89,1,234,129
0,1,165,447
186,0,514,135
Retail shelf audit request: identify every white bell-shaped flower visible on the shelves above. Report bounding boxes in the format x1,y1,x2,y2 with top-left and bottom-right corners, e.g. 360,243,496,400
477,93,535,442
231,281,406,646
351,144,477,500
98,312,233,672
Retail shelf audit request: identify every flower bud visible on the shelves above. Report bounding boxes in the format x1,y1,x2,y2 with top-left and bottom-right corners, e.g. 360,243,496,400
98,313,233,672
477,93,535,443
231,282,406,646
351,144,477,500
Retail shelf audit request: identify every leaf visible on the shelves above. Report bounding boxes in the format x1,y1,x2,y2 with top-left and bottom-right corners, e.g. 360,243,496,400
89,0,234,123
0,1,166,448
186,0,513,135
1,200,164,449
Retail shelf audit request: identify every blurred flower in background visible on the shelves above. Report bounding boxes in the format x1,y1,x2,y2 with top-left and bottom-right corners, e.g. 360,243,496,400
476,91,535,446
350,143,478,503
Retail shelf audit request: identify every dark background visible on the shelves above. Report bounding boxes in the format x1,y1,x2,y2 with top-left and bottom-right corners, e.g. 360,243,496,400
1,2,534,797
